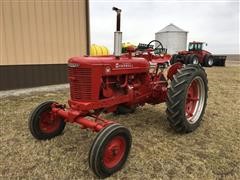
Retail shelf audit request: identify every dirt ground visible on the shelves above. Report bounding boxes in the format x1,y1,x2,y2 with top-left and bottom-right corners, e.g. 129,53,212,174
0,65,240,179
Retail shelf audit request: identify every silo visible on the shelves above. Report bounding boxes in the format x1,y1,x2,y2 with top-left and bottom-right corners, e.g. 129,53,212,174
155,24,188,54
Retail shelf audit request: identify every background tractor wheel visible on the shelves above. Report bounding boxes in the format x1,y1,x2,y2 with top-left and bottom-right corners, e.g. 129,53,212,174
189,54,199,64
28,101,66,140
184,54,191,64
89,124,132,178
170,54,179,64
166,65,208,133
204,54,214,67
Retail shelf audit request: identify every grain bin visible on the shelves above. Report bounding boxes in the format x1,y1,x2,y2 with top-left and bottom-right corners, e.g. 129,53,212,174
155,24,188,54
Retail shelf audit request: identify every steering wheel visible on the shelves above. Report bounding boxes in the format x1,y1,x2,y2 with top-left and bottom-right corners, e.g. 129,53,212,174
147,40,164,51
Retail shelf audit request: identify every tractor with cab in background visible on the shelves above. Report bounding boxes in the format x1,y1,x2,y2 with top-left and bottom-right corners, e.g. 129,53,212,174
171,41,226,67
29,7,208,178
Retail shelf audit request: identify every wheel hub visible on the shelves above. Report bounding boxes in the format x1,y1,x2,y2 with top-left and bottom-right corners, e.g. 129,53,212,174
39,111,61,133
208,58,213,66
103,136,126,168
185,77,206,124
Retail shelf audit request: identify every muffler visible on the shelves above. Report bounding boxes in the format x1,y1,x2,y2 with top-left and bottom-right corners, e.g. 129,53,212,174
113,7,122,57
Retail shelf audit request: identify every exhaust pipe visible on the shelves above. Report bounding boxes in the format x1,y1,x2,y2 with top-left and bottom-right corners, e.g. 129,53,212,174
112,7,122,58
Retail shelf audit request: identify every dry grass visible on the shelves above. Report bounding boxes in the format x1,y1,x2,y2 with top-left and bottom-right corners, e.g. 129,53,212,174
1,66,240,179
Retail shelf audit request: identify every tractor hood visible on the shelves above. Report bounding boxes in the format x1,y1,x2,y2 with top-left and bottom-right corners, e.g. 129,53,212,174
201,50,211,55
68,55,150,76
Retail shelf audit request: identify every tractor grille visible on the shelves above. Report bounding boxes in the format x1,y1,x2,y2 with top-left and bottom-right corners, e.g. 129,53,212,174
68,67,92,100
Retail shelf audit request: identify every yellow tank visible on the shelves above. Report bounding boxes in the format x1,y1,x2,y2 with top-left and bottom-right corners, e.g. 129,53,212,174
122,42,136,53
90,44,110,56
122,42,134,48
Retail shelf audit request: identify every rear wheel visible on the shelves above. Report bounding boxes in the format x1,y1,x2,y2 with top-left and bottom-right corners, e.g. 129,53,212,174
166,65,208,133
189,54,199,65
28,101,66,140
89,124,132,178
184,54,191,64
204,55,214,67
170,54,178,64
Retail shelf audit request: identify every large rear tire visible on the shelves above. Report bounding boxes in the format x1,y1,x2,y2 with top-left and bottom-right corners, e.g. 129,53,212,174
166,65,208,133
28,101,66,140
89,124,132,178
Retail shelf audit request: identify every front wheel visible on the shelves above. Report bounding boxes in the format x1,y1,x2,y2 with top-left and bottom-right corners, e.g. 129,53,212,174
166,65,208,133
89,124,132,178
28,101,66,140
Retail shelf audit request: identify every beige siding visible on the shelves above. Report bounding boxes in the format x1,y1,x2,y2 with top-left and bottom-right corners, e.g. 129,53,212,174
1,0,88,65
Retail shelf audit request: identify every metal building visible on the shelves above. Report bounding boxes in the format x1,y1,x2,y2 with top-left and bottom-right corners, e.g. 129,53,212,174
0,0,90,90
155,24,188,54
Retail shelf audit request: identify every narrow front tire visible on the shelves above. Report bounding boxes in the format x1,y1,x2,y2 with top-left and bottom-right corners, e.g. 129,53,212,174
89,124,132,178
28,101,66,140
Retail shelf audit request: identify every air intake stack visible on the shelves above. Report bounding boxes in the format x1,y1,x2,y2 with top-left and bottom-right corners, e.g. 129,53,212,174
112,7,122,58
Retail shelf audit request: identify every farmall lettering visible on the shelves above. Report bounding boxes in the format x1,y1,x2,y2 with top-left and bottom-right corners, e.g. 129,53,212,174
115,62,133,68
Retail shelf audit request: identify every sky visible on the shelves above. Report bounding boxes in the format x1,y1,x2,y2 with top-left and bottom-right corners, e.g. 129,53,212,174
90,0,239,54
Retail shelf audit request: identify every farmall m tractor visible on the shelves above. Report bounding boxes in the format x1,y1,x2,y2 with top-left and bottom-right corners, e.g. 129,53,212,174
29,7,208,178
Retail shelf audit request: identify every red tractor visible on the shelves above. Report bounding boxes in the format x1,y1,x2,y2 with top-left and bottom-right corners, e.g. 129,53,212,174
29,7,208,178
171,41,226,67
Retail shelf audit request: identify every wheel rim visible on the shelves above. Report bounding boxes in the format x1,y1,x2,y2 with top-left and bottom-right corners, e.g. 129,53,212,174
193,58,198,64
185,77,206,124
103,136,126,169
39,111,61,133
208,58,213,66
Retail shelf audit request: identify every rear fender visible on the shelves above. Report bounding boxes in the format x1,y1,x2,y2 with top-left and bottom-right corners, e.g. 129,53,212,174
167,63,183,80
